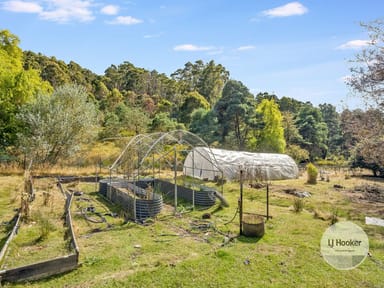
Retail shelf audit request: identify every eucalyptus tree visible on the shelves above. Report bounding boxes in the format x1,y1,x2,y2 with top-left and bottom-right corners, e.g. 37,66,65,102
197,60,229,105
171,60,229,106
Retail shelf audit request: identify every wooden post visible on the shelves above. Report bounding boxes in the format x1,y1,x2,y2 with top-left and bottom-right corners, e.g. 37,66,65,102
174,146,178,214
239,169,243,235
266,183,269,220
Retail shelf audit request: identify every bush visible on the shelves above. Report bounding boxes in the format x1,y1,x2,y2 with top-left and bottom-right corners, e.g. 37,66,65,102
306,163,318,184
33,211,55,241
293,198,304,213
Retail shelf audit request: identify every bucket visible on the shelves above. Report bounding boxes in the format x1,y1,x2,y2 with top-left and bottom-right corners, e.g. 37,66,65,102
242,213,265,237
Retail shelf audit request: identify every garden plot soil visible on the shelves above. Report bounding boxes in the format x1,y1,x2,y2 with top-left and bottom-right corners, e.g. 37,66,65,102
344,184,384,216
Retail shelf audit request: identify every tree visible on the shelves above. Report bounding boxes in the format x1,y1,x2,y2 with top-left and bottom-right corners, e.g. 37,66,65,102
346,19,384,108
282,112,304,146
17,84,98,165
150,112,183,132
171,60,229,106
319,103,343,155
178,91,210,126
197,60,229,105
189,108,220,145
282,111,309,162
214,80,256,150
114,103,149,135
0,30,52,151
254,99,286,153
341,108,384,176
278,96,304,114
171,60,205,92
295,104,328,160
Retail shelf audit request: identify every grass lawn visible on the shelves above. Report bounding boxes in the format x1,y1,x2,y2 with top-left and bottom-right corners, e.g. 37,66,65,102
0,176,22,258
1,170,383,288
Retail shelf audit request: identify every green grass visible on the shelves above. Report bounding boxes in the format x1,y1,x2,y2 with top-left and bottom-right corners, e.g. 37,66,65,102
2,177,70,268
1,172,384,287
0,176,22,258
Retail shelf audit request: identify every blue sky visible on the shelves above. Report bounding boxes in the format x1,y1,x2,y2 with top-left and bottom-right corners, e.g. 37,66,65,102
1,1,383,110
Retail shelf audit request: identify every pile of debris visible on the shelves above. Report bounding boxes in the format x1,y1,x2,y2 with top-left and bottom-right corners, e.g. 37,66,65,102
283,188,311,198
354,184,384,203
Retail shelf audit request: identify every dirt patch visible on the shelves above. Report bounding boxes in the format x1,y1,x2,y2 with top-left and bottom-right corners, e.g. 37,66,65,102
351,184,384,203
343,184,384,216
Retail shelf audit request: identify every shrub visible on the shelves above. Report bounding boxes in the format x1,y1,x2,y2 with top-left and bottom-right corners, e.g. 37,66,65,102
293,198,304,213
306,163,318,184
33,211,55,241
330,209,338,225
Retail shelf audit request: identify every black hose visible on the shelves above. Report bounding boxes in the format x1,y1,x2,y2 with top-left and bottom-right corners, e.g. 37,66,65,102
224,207,239,225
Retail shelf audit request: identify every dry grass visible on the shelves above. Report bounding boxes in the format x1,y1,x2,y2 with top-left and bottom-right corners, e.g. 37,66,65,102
1,169,384,287
3,177,69,268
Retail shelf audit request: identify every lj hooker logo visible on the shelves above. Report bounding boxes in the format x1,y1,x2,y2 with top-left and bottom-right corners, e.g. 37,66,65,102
327,238,363,248
321,221,369,270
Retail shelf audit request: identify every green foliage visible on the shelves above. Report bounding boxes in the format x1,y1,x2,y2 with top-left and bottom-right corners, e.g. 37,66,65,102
111,103,149,136
150,112,184,132
214,80,256,150
178,91,210,126
0,30,52,150
293,198,304,213
278,96,303,114
286,144,309,163
171,60,229,106
17,84,99,165
254,98,286,153
319,104,343,155
189,108,220,145
295,104,328,160
306,163,318,184
282,111,304,146
33,210,55,241
3,29,384,175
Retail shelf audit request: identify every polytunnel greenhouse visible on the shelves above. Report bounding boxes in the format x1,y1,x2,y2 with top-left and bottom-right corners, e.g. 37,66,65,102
183,147,299,181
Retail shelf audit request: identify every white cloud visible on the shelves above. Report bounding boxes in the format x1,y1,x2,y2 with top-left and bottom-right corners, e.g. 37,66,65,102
262,2,308,17
100,4,119,15
237,45,256,51
107,15,143,25
144,32,163,39
2,0,95,23
2,0,42,13
337,40,370,50
40,0,94,23
174,44,215,52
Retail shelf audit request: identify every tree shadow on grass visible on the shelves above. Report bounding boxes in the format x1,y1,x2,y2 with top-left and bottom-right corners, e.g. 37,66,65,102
237,235,263,244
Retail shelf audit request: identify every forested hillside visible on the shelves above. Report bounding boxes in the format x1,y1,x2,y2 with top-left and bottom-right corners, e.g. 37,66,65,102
1,27,384,175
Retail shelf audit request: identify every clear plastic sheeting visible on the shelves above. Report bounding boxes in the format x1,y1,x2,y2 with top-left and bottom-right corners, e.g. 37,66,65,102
183,147,299,181
365,216,384,227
